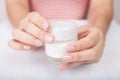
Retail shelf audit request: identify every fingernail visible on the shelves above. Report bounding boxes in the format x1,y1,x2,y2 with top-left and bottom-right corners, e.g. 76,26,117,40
24,46,31,50
34,39,43,46
44,34,53,43
63,56,72,61
42,22,49,31
66,46,75,52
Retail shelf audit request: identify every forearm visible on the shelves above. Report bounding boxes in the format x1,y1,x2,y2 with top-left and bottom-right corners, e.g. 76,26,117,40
88,0,113,35
7,0,30,27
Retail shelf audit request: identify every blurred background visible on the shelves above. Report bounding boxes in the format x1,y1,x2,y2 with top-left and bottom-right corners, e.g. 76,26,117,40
0,0,120,24
114,0,120,24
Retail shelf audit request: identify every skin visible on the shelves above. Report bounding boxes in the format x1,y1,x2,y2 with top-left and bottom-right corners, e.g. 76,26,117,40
7,0,113,70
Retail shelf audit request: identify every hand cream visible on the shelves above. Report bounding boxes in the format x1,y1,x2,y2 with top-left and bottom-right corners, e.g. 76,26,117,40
45,20,78,63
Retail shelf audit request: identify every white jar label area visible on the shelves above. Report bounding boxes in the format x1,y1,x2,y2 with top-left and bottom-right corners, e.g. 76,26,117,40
45,40,75,58
45,20,78,61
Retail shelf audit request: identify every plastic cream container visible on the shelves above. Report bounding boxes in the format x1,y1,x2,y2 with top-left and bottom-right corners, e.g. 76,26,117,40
45,20,78,63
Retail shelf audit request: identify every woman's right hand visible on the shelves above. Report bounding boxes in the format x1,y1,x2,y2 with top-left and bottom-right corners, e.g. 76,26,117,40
8,12,54,50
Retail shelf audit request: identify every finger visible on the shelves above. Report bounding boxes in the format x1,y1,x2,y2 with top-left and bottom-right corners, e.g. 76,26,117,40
63,61,89,69
21,21,53,43
61,62,82,69
27,12,49,31
12,29,43,47
8,39,32,50
59,63,68,70
66,61,84,68
64,32,104,63
62,49,95,62
59,61,83,70
66,28,100,52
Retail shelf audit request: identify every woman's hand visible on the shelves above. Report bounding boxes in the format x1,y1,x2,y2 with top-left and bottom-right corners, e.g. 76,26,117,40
59,25,105,70
8,12,54,50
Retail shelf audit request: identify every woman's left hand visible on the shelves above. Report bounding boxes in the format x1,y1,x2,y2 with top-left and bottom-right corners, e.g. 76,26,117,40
59,25,105,70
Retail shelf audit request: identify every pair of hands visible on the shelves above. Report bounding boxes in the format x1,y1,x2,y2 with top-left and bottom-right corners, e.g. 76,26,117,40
8,12,105,70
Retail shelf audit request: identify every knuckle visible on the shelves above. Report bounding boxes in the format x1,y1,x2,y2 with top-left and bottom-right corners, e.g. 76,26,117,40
28,12,41,20
19,19,28,29
12,29,18,37
22,22,31,32
74,53,80,61
23,37,35,45
36,28,42,35
28,12,38,17
23,25,29,31
27,12,44,26
27,13,35,20
20,19,27,25
26,36,35,42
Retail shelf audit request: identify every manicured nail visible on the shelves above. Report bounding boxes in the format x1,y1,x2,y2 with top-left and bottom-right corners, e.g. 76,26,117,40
44,34,53,43
66,46,75,52
34,39,43,46
24,46,31,50
42,22,49,31
63,56,72,61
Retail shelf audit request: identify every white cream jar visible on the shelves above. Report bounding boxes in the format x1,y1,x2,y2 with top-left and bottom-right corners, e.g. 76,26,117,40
45,20,78,63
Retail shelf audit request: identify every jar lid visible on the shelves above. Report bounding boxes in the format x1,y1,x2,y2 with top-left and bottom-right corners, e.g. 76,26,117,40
49,20,78,41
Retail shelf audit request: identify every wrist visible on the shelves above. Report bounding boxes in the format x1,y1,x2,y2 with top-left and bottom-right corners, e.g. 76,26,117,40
90,22,108,35
88,23,107,39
